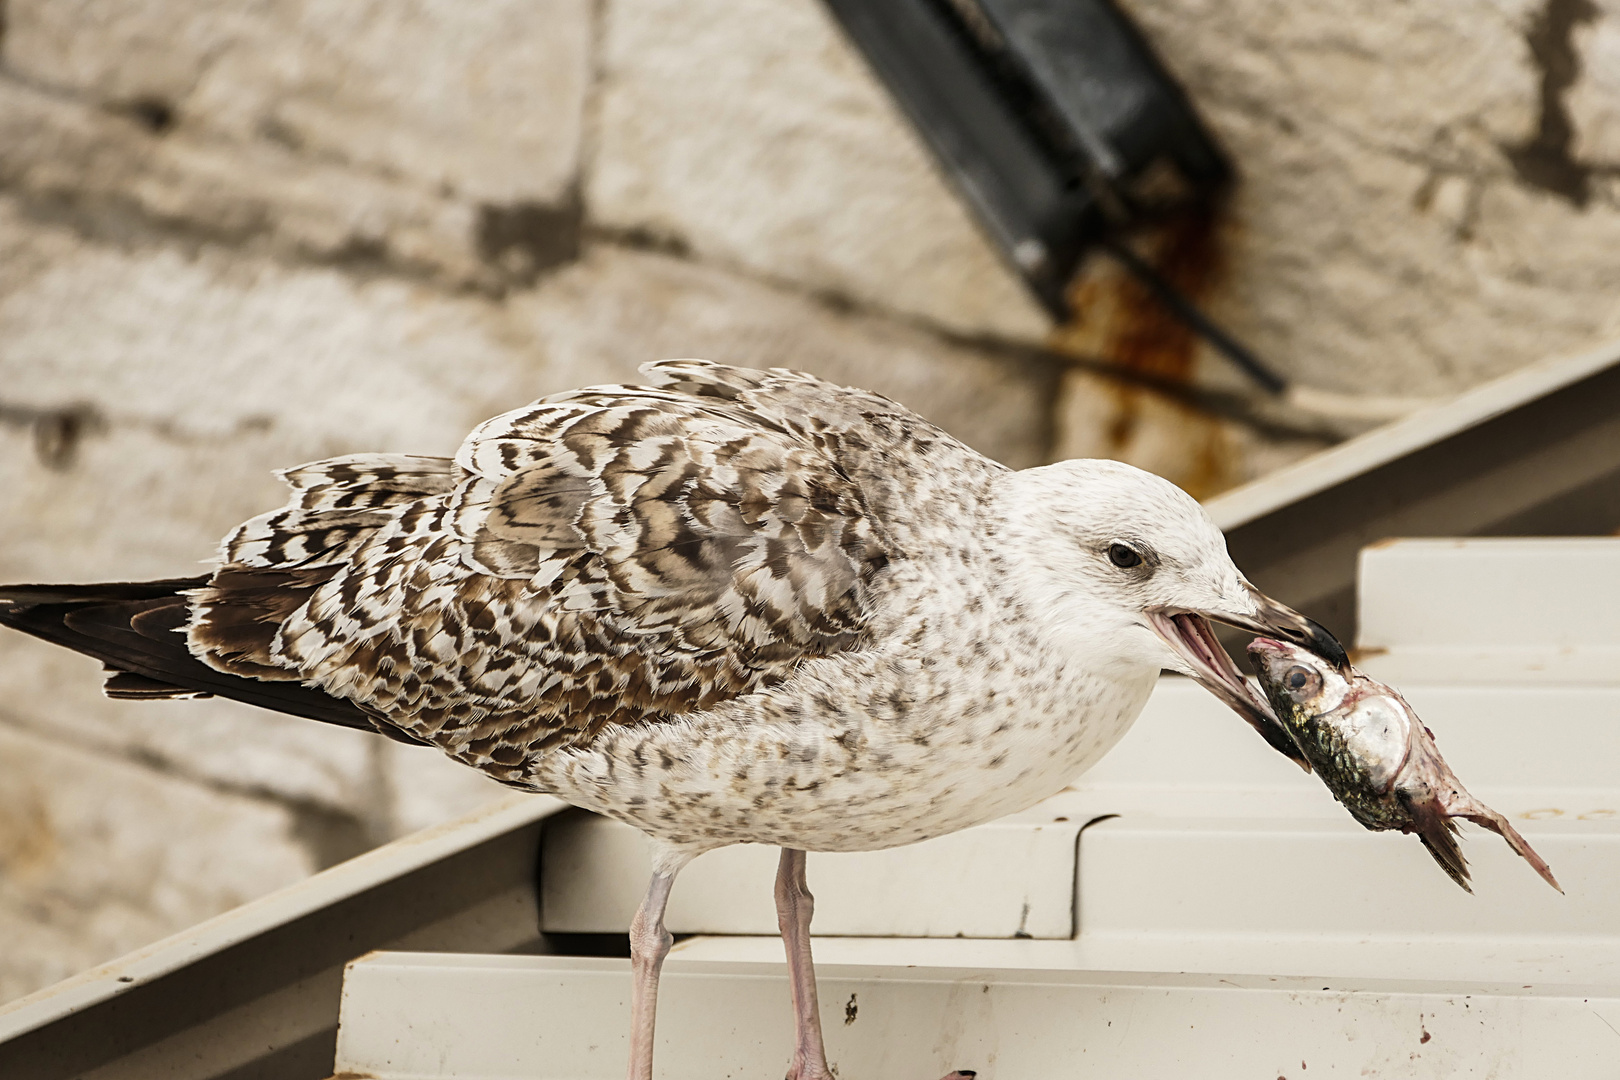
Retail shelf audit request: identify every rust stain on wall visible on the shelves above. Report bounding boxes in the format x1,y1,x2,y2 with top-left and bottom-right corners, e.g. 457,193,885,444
0,786,59,880
1049,205,1242,499
1073,206,1224,383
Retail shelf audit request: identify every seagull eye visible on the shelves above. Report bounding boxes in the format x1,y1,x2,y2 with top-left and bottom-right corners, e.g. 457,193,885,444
1107,543,1143,569
1283,665,1320,698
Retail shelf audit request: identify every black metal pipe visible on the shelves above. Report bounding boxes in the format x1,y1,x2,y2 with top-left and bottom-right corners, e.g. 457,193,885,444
1098,237,1288,395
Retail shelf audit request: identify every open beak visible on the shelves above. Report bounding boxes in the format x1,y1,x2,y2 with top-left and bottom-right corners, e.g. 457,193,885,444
1148,584,1347,770
1226,584,1349,671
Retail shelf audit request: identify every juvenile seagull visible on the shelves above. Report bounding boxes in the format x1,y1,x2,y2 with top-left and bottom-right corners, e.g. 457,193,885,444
0,361,1343,1080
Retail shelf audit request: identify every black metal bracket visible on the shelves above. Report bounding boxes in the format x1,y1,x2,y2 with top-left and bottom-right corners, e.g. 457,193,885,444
823,0,1287,393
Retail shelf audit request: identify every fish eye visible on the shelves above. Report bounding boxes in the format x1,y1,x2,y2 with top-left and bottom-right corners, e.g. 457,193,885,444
1107,543,1143,569
1283,665,1321,699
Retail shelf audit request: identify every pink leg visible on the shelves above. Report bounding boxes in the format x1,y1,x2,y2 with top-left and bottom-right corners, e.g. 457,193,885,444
775,850,975,1080
775,848,831,1080
627,847,690,1080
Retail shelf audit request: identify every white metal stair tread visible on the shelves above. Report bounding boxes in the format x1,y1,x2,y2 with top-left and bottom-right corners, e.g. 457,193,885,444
331,952,1620,1080
1355,538,1620,685
667,932,1620,987
542,808,1082,938
1079,816,1614,938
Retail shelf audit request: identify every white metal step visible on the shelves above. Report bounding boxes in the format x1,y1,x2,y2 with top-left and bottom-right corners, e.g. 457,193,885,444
667,930,1620,987
665,810,1620,987
332,952,1620,1080
1077,816,1612,939
1356,538,1620,684
542,806,1082,938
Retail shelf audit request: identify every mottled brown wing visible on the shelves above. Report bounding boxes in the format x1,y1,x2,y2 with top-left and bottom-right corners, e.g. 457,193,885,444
189,454,460,682
640,360,996,552
188,366,895,784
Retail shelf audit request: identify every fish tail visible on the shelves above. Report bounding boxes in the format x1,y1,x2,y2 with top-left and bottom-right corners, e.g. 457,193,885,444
1403,791,1472,893
1458,807,1563,894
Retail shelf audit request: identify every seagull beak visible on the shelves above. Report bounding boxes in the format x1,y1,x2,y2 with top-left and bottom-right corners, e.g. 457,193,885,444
1147,585,1345,771
1224,584,1350,672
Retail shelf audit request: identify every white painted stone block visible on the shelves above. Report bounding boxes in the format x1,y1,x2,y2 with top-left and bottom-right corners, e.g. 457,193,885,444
0,724,312,1003
589,0,1050,342
0,77,494,288
6,0,592,205
1110,0,1620,398
1571,4,1620,166
0,209,551,817
512,246,1058,469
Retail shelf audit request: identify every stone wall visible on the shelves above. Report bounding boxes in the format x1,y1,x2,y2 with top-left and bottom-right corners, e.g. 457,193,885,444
1,0,1617,1003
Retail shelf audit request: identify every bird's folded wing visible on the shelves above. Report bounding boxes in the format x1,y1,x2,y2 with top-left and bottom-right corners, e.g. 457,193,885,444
186,363,897,781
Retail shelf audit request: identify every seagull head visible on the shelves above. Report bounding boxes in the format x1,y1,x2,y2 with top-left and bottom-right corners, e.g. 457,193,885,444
1000,459,1347,762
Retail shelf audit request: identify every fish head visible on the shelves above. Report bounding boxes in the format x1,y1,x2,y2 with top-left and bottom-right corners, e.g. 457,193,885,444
1248,638,1414,801
1247,636,1354,723
1139,585,1348,771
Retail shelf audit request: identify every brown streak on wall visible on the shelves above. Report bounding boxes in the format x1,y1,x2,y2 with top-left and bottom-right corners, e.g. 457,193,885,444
1049,204,1242,498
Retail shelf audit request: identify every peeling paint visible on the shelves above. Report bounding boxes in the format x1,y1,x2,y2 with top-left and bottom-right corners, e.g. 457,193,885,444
1505,0,1600,204
0,400,105,470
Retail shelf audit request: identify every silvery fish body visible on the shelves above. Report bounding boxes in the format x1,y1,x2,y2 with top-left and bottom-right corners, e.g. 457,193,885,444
1248,638,1560,894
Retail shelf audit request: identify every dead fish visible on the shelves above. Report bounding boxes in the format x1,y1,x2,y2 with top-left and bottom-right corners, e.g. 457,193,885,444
1248,637,1561,894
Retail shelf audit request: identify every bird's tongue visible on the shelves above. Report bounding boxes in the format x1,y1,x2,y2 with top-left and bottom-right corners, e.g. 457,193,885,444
1149,612,1308,769
1168,613,1271,714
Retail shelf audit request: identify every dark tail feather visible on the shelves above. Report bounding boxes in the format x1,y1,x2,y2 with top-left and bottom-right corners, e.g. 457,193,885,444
0,580,424,744
103,669,210,700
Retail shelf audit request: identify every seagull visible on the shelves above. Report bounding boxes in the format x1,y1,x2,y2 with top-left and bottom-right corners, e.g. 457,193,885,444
0,361,1345,1080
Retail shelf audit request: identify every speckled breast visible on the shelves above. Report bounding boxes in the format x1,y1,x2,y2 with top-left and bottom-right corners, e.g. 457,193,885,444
534,649,1160,855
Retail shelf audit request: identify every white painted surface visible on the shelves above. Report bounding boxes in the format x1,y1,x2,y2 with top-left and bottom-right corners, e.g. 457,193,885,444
333,953,1620,1080
1077,815,1606,939
542,808,1082,938
668,931,1620,987
1204,339,1620,532
1359,538,1620,650
1356,537,1620,683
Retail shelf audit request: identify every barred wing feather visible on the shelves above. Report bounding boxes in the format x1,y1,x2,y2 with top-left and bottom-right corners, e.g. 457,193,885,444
187,362,897,784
